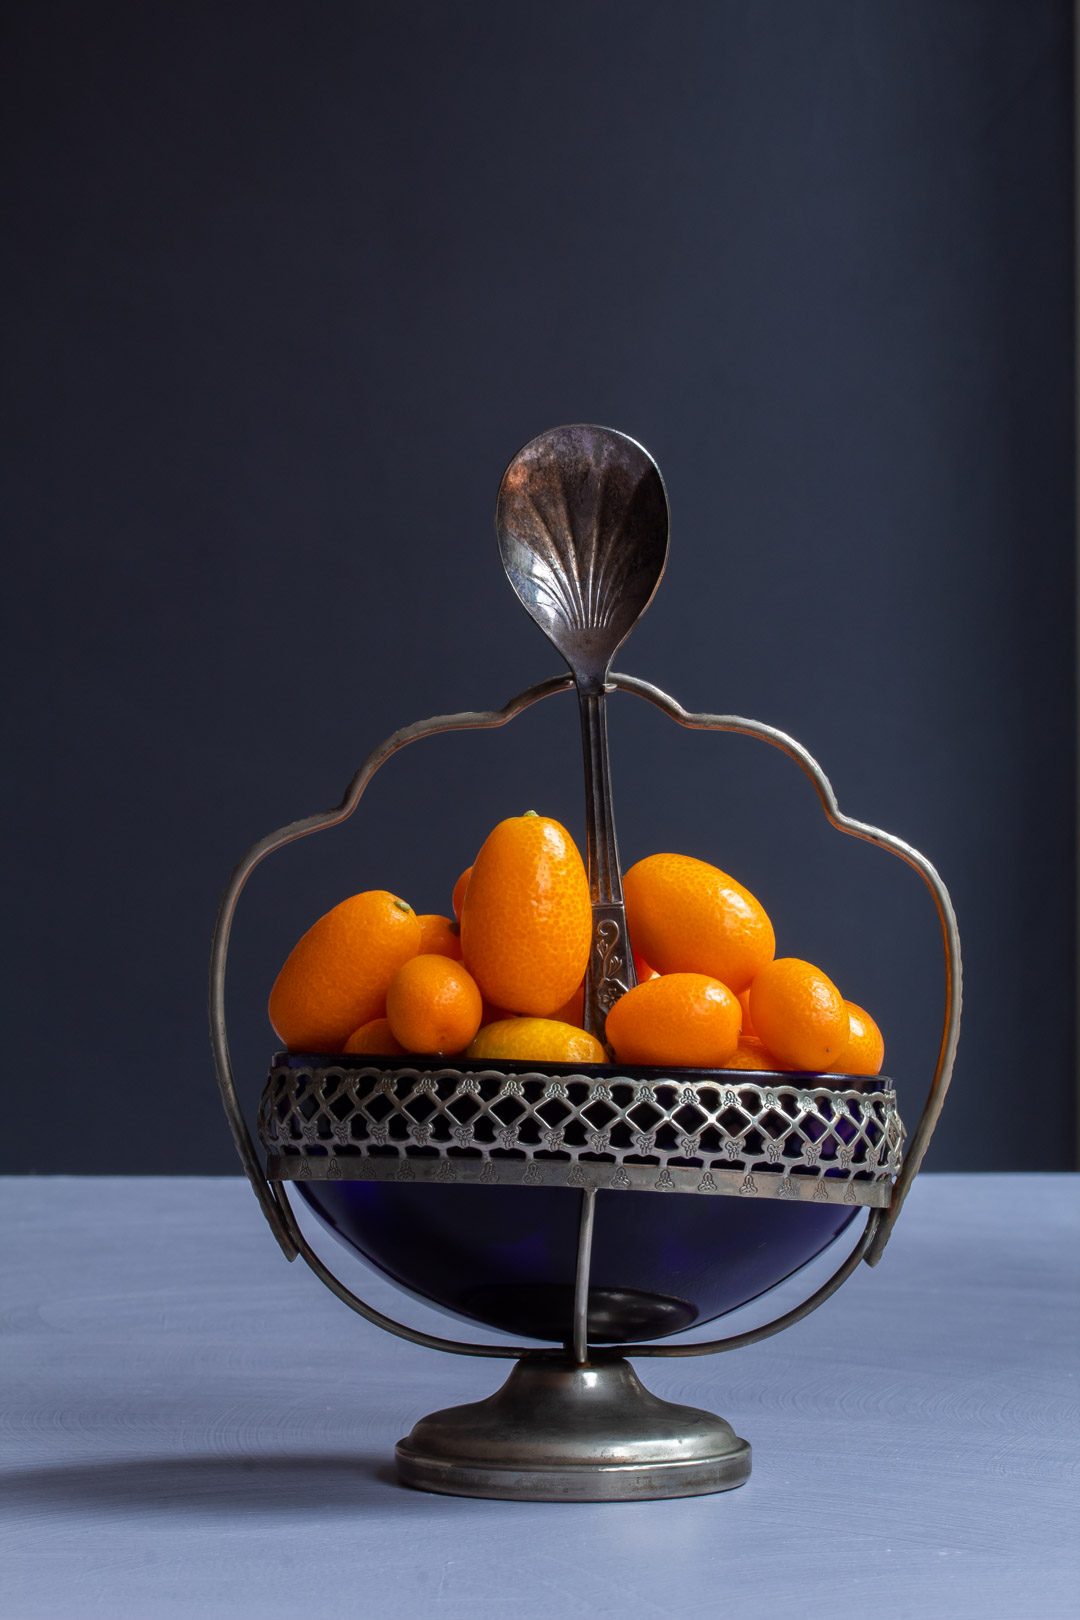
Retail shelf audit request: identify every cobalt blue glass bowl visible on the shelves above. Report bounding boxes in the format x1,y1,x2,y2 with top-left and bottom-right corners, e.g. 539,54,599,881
296,1177,858,1343
275,1054,887,1346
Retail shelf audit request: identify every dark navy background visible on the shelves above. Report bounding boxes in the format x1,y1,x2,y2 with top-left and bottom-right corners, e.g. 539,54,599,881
3,2,1074,1172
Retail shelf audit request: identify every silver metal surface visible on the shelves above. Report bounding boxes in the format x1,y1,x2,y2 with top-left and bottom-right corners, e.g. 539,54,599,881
261,1061,902,1209
496,425,669,1036
395,1354,751,1501
571,1189,597,1365
495,426,670,694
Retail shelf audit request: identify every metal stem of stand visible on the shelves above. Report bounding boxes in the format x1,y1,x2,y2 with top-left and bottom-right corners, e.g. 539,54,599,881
571,1188,597,1365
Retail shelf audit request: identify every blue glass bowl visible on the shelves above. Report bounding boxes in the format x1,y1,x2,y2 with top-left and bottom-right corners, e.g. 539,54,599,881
297,1177,857,1342
284,1055,881,1345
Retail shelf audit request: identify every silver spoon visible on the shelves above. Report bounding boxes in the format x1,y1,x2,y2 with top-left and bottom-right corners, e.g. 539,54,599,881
495,423,670,1040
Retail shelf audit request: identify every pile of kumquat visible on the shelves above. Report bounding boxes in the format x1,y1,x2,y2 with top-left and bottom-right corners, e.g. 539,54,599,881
268,812,883,1075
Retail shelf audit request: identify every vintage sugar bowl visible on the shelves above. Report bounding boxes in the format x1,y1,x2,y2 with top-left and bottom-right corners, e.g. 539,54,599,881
210,425,960,1501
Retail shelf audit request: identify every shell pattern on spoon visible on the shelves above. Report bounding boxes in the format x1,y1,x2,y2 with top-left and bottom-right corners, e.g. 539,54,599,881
496,424,670,1040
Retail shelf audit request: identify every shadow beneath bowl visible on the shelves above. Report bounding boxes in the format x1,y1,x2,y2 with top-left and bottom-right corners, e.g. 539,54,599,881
461,1283,698,1341
0,1452,407,1519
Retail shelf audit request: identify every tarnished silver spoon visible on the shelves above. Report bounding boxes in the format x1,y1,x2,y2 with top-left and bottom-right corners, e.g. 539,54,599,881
495,423,670,1040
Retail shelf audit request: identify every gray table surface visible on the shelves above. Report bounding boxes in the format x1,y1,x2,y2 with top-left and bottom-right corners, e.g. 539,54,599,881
2,1175,1077,1619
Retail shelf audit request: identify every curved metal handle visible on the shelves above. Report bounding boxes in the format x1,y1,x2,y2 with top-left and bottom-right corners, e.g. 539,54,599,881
608,673,962,1271
209,675,574,1356
625,1207,884,1359
210,669,958,1365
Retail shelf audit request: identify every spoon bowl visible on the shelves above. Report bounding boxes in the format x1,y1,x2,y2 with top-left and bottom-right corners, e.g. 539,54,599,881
496,424,669,692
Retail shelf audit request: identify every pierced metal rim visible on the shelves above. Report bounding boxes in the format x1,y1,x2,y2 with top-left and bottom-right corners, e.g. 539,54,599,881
259,1058,902,1208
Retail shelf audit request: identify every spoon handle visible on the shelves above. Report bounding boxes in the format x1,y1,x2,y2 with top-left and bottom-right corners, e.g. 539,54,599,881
578,689,637,1039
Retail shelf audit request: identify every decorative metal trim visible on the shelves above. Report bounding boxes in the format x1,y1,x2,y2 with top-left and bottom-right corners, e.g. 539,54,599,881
259,1061,903,1211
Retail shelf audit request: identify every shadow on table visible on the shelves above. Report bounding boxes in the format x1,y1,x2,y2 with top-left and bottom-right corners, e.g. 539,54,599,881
0,1452,416,1517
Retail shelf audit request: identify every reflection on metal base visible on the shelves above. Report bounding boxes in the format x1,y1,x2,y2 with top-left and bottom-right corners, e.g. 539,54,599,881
395,1354,751,1502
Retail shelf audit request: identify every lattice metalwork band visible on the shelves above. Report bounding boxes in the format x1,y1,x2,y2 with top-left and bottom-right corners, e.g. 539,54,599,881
259,1063,903,1211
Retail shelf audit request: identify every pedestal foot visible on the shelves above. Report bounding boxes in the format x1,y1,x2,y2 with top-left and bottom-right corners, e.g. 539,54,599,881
396,1354,751,1502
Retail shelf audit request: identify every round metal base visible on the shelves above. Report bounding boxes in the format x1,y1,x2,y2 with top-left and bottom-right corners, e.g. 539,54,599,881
395,1354,751,1501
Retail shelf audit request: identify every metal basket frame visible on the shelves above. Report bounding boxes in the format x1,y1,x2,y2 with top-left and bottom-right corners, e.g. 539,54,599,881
209,673,961,1364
